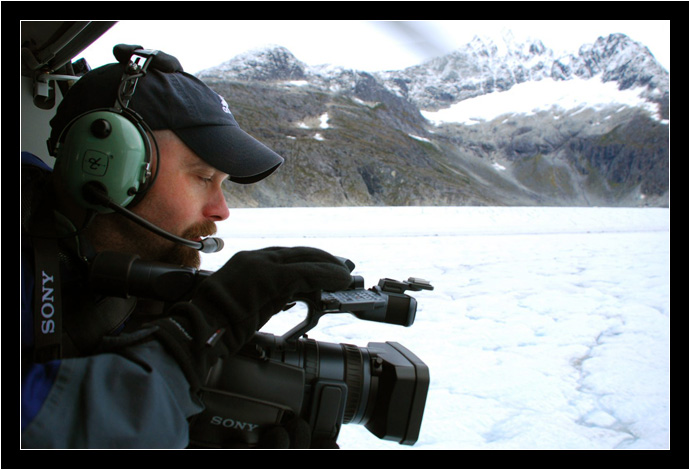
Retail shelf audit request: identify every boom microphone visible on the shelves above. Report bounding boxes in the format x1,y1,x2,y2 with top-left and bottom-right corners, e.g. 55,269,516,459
83,181,224,253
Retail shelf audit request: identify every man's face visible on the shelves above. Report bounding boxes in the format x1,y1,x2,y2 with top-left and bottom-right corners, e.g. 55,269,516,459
90,130,230,268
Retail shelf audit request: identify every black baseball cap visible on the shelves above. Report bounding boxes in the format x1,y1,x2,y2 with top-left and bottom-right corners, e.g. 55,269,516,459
49,46,284,184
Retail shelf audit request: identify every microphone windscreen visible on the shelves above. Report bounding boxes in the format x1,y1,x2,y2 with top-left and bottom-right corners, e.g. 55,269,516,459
200,237,224,253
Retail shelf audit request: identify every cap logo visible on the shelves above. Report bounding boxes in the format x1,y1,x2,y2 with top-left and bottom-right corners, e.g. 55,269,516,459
217,93,232,116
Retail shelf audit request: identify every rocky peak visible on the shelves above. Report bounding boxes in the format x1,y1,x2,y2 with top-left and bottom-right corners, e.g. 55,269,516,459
197,45,307,81
580,34,668,91
374,33,556,110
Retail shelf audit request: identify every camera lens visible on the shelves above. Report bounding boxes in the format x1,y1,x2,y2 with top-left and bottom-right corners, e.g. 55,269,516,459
342,344,366,423
290,339,373,427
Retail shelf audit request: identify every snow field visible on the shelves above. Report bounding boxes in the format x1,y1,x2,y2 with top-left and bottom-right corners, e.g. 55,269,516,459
200,206,670,450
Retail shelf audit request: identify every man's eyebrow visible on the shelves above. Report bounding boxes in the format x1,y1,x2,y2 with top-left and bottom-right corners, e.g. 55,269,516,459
184,158,230,180
183,157,213,171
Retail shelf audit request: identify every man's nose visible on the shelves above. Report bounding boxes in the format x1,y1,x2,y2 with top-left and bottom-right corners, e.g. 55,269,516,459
205,187,230,221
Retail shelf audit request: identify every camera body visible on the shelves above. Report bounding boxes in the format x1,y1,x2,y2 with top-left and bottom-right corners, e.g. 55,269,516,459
189,276,433,448
88,252,433,447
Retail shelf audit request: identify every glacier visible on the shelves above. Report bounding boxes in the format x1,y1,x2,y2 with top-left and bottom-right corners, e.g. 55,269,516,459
199,206,670,450
420,77,664,126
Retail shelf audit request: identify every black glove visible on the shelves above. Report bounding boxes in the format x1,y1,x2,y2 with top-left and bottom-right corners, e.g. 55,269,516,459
148,247,352,391
259,416,339,449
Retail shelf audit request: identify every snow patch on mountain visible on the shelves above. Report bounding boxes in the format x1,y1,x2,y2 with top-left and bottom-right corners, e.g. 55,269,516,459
421,78,663,126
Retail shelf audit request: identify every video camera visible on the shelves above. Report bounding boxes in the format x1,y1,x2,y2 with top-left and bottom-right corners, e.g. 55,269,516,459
89,251,433,447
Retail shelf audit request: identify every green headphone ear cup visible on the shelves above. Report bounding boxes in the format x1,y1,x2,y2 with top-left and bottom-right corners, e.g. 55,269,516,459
54,110,150,213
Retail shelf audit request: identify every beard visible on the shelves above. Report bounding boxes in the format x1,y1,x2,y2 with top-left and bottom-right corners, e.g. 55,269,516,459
159,219,218,268
88,214,218,269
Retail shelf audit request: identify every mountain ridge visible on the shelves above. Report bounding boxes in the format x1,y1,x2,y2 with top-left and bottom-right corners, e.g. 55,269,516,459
196,33,669,208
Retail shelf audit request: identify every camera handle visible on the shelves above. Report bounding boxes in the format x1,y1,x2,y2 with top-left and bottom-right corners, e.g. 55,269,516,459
266,256,359,346
270,276,434,349
274,292,332,346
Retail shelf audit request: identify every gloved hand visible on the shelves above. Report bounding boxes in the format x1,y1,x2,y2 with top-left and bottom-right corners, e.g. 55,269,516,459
148,247,353,391
258,416,339,449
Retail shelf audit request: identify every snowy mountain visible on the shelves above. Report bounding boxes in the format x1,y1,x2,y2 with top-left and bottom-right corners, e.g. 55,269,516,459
375,33,668,112
197,33,669,208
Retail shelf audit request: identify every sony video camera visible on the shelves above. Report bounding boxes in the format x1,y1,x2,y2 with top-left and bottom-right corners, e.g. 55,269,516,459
89,252,433,447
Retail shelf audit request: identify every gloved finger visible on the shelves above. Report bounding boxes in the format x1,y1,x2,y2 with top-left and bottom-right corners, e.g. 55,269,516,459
284,260,353,294
252,246,346,269
283,417,311,449
267,246,343,264
311,439,340,449
216,247,352,300
257,426,290,449
254,246,353,293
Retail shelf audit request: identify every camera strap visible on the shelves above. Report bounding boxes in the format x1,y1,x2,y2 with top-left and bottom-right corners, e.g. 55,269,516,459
31,212,63,363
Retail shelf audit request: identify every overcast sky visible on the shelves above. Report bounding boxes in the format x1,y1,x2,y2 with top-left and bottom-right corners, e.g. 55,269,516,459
80,20,670,75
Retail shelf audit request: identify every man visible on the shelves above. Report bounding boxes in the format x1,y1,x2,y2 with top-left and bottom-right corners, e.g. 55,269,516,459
21,46,352,448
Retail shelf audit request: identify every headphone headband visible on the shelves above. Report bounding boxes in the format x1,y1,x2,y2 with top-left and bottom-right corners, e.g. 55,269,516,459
115,48,160,111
